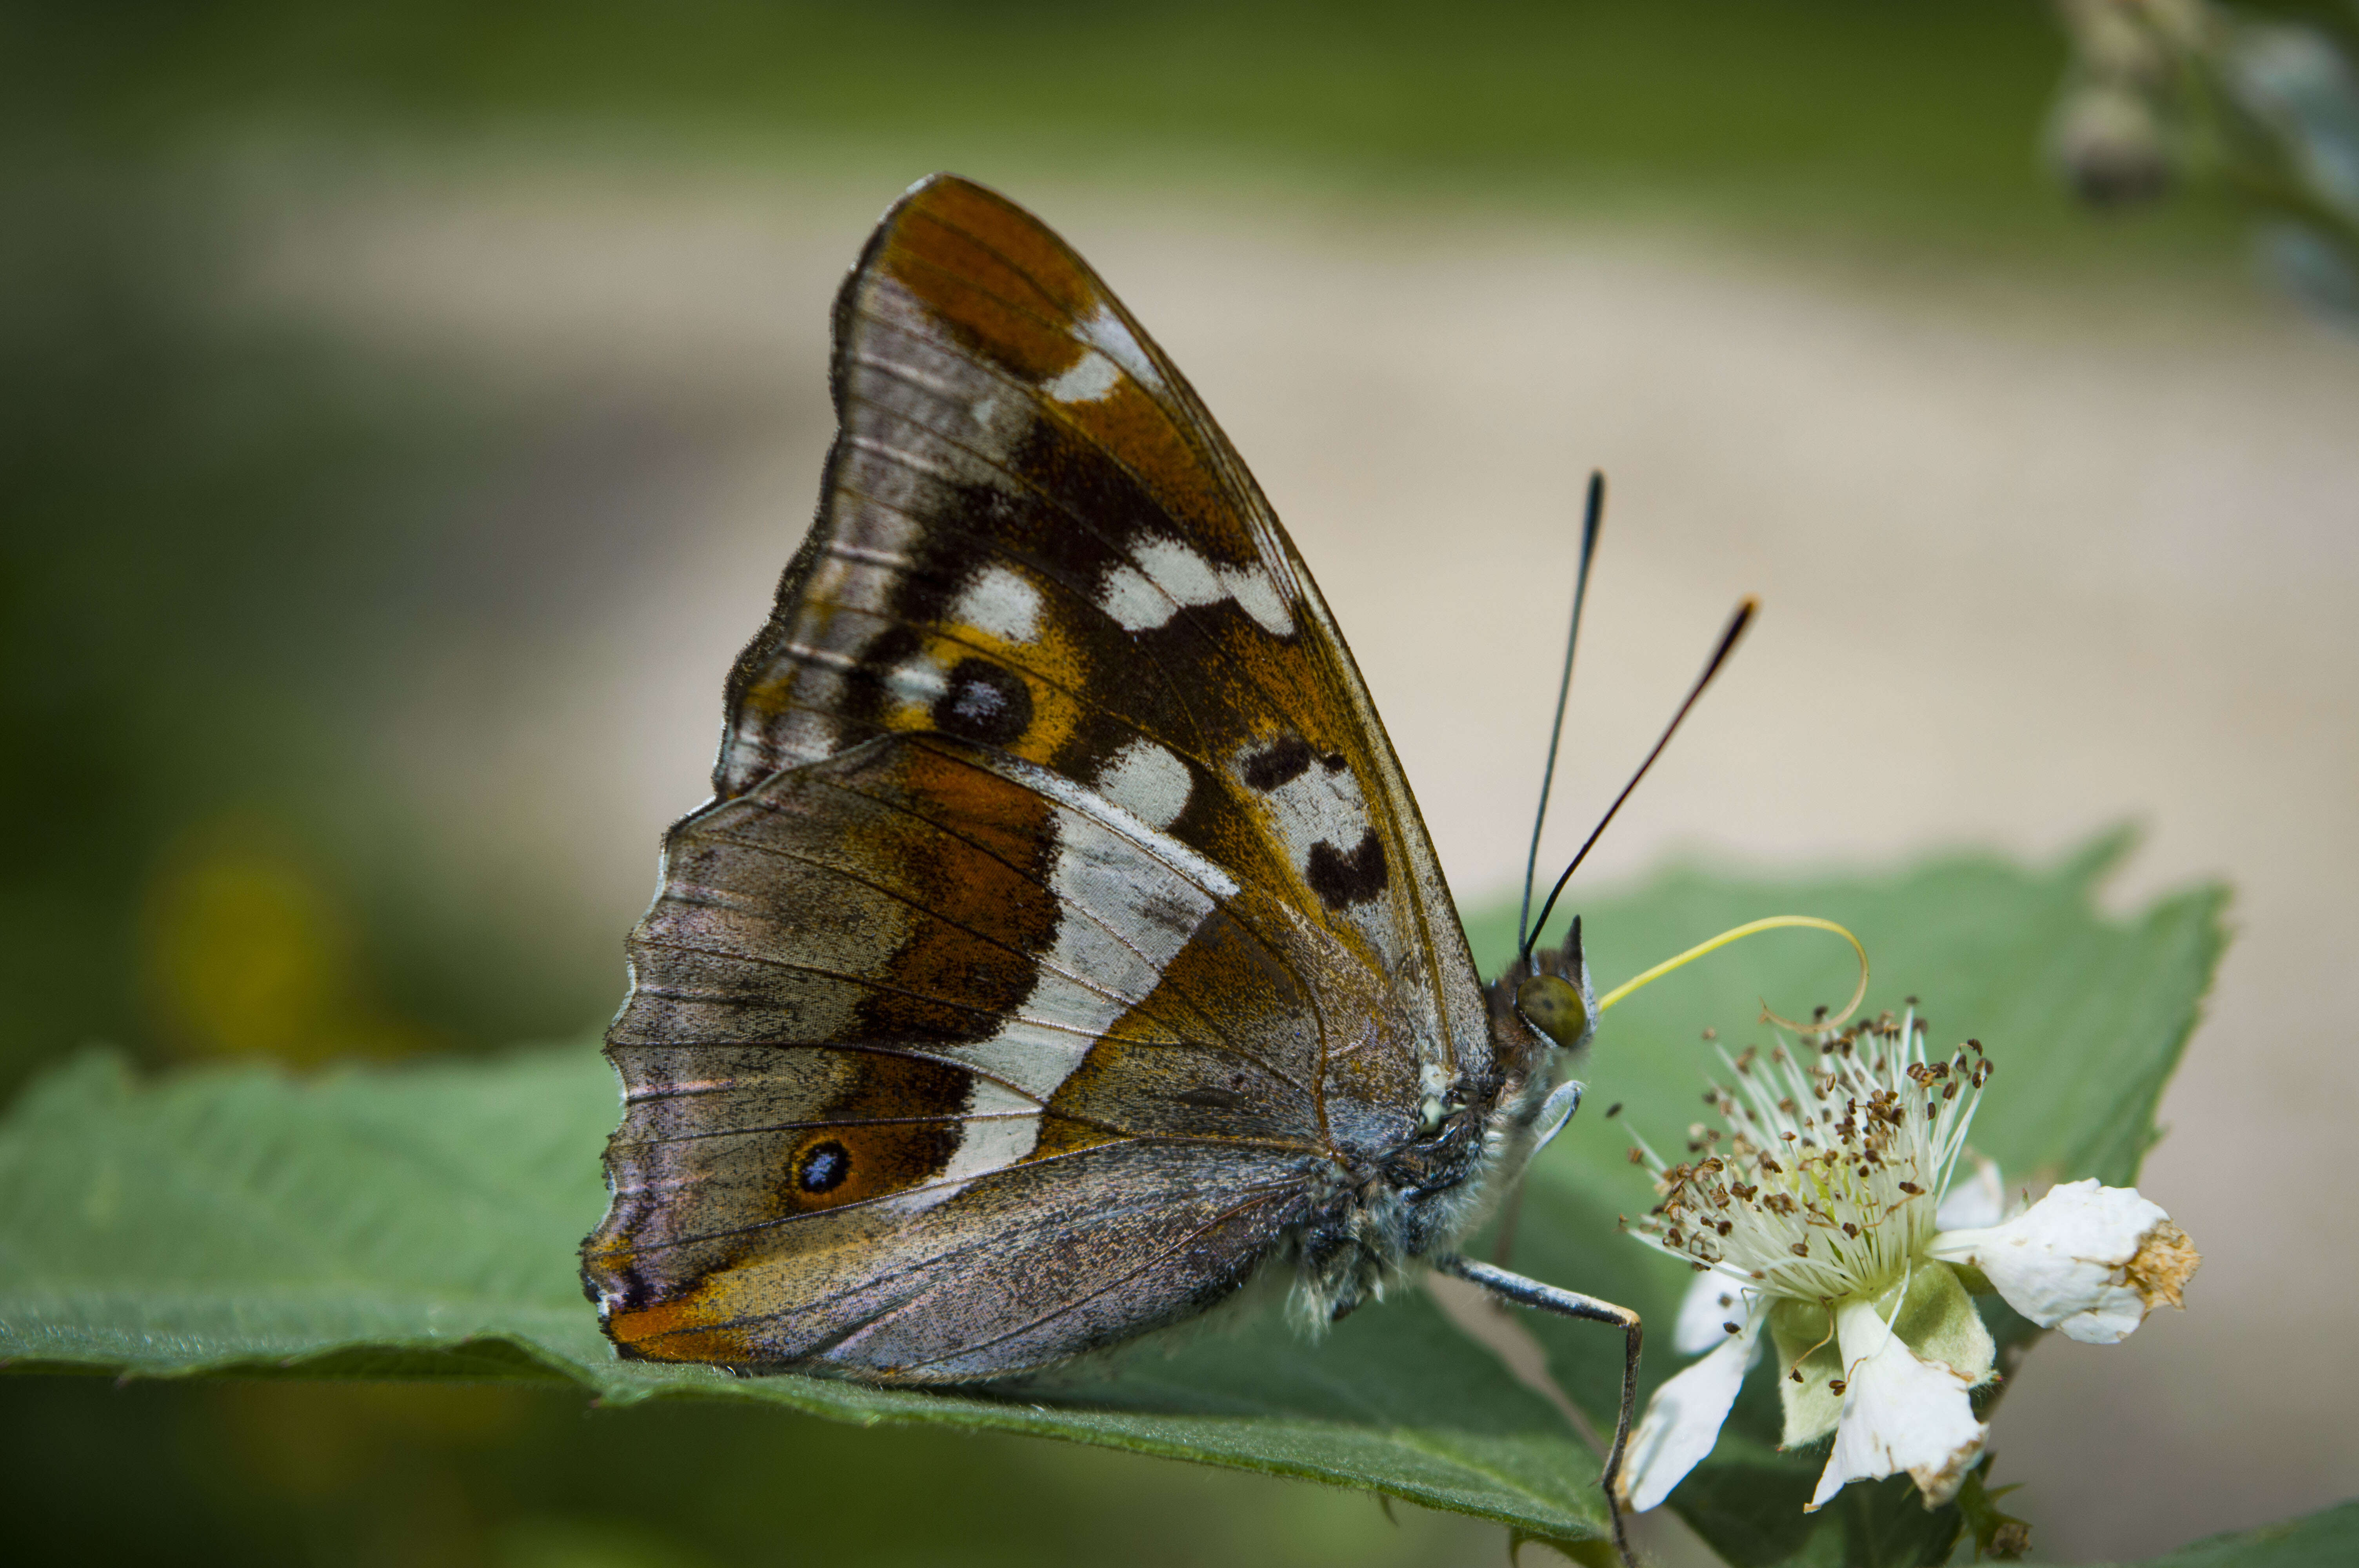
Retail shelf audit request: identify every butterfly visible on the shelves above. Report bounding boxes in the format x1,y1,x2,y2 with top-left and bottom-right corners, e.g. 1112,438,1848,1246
581,172,1658,1555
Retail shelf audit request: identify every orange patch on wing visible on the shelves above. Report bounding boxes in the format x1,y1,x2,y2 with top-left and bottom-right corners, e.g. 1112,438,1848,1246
892,739,1049,861
1050,375,1241,556
885,220,1088,387
836,743,1058,1042
606,1287,763,1364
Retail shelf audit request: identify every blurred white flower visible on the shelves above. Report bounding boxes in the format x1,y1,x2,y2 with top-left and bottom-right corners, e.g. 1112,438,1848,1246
1615,1009,2199,1516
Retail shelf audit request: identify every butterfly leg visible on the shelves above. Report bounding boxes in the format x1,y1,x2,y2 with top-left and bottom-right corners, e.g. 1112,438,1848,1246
1436,1253,1642,1568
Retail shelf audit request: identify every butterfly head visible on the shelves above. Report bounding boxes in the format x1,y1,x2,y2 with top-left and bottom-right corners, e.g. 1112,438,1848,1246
1492,915,1599,1065
1469,914,1600,1197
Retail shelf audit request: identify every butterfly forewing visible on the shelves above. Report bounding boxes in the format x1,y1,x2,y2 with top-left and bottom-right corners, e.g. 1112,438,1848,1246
585,175,1491,1377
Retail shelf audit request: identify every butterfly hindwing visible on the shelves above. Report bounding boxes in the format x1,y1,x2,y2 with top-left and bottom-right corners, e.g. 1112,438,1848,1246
585,176,1491,1377
591,733,1325,1370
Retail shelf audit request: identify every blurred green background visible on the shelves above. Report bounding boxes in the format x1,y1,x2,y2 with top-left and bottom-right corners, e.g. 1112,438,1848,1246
5,2,2355,1564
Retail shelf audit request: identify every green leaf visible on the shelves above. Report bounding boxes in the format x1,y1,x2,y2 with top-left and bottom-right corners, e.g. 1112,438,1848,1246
0,1043,1608,1547
1473,829,2227,1566
0,835,2228,1563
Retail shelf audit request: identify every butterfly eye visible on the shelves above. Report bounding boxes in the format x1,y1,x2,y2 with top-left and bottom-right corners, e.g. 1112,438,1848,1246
1515,975,1590,1051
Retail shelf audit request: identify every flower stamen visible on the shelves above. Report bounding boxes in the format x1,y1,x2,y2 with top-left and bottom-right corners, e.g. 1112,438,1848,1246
1627,1009,1985,1318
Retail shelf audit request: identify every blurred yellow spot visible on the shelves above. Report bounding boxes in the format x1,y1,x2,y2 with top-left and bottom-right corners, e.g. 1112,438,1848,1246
141,817,433,1065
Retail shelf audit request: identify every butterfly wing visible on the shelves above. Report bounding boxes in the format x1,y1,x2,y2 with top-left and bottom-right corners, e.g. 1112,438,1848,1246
584,175,1490,1379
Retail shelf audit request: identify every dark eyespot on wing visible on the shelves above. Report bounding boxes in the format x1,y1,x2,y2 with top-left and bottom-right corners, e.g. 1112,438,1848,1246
931,657,1032,748
794,1139,852,1194
1305,829,1389,910
1240,733,1314,791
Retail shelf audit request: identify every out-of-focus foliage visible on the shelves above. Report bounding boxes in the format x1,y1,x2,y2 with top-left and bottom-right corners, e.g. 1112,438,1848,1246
0,175,454,1094
2048,0,2359,318
0,0,2251,255
0,172,633,1104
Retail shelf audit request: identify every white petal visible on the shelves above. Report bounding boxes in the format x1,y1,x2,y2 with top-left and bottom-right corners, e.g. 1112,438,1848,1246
1927,1178,2192,1345
1674,1272,1756,1357
1934,1154,2008,1232
1807,1298,1988,1512
1621,1306,1763,1513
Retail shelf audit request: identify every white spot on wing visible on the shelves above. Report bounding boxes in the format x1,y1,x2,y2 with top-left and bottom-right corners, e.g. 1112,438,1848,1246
989,749,1239,898
901,748,1236,1210
1250,750,1369,874
1137,537,1223,604
1221,564,1295,637
937,1080,1040,1185
1043,351,1121,404
1095,537,1297,638
1094,738,1192,830
953,564,1042,644
1099,563,1174,631
1235,738,1398,963
882,657,949,712
1075,301,1161,393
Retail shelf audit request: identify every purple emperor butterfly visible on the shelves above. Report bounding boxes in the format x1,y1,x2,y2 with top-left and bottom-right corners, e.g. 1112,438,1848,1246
582,174,1679,1555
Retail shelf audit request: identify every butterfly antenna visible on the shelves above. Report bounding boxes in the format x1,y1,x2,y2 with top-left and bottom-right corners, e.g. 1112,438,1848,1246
1516,471,1606,956
1521,596,1758,963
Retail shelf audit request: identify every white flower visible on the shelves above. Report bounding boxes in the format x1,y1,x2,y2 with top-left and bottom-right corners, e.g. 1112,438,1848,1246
1622,1299,1762,1512
1928,1178,2199,1345
1614,1008,2200,1516
1809,1296,1983,1510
